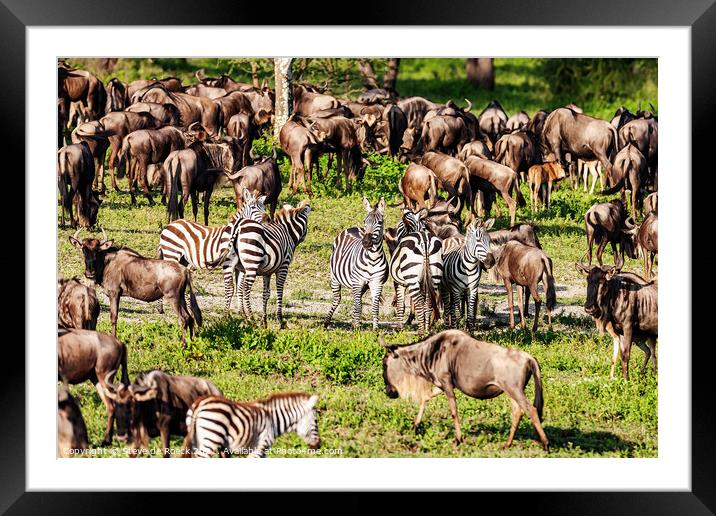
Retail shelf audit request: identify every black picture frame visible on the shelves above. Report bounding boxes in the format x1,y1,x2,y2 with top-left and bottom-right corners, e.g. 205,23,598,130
7,0,712,512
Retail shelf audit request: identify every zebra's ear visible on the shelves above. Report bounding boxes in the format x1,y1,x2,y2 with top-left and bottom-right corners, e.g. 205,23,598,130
362,197,372,212
484,218,495,230
306,394,319,410
377,197,386,214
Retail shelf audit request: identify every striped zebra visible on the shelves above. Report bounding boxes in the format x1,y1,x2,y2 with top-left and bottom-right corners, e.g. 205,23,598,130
390,229,443,335
324,197,388,330
440,218,494,330
183,392,320,458
231,201,311,328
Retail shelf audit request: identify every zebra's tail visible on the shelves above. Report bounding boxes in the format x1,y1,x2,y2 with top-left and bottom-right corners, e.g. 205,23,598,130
185,270,203,329
420,240,439,328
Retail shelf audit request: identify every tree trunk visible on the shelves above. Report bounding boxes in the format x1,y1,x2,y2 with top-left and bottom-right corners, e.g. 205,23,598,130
358,59,379,90
251,61,260,88
466,58,494,91
274,58,294,139
383,58,401,92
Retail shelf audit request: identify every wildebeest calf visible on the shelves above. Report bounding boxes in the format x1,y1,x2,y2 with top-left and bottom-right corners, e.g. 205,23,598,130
381,330,549,450
584,199,638,266
527,162,566,212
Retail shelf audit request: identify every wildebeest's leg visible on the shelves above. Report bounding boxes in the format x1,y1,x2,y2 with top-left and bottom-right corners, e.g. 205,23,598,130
304,148,314,197
504,279,515,329
620,329,634,380
635,340,651,375
523,285,531,318
414,401,427,430
443,383,462,444
507,385,549,451
261,275,271,328
516,285,526,329
97,381,116,446
609,333,620,380
505,398,522,448
203,190,212,226
166,294,190,348
529,283,541,332
109,293,121,337
647,337,657,373
595,238,609,266
500,190,517,226
159,418,171,458
324,279,341,328
137,164,154,206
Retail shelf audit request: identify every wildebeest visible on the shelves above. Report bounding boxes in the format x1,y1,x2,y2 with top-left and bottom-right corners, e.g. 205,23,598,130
294,84,340,116
584,199,638,266
224,149,282,218
618,117,658,181
644,192,658,217
420,152,474,218
610,106,636,129
307,116,368,190
139,84,222,137
127,77,184,100
478,100,508,145
58,63,107,124
279,116,321,196
491,241,556,332
57,382,89,457
494,130,541,180
601,143,649,219
71,120,110,191
103,369,222,457
633,212,658,279
527,162,566,212
397,96,440,134
58,327,128,445
416,114,470,156
57,142,101,228
185,83,227,99
506,111,530,131
576,263,657,379
525,110,549,139
163,138,241,224
457,140,493,162
69,230,202,348
105,78,129,113
125,102,183,126
381,330,549,450
488,223,542,250
117,125,187,205
398,163,438,211
226,112,255,169
464,156,525,226
58,277,100,330
541,107,618,183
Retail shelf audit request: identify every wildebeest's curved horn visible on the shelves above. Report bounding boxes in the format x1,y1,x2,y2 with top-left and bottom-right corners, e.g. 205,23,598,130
464,98,472,112
623,216,636,229
72,228,82,241
649,103,657,113
249,147,256,160
260,78,268,89
271,147,277,160
103,370,119,399
100,227,108,243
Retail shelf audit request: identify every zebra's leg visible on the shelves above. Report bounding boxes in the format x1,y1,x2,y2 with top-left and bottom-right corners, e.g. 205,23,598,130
369,280,383,330
467,286,478,332
274,265,289,329
350,282,366,329
440,283,452,328
262,275,271,328
395,285,406,329
324,278,341,327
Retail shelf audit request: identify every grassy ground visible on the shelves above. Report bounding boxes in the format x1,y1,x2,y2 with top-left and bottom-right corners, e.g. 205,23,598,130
58,58,657,458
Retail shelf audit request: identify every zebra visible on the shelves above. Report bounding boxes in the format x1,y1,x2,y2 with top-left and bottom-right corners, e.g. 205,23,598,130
390,228,443,335
324,197,388,330
440,218,494,331
182,392,320,458
157,188,265,313
231,201,311,328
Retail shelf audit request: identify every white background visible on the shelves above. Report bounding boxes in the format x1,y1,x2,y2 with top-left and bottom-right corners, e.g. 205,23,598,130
28,27,690,490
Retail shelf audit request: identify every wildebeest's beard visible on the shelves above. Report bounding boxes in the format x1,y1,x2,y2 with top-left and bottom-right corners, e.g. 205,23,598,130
80,243,107,283
584,270,607,318
113,400,132,442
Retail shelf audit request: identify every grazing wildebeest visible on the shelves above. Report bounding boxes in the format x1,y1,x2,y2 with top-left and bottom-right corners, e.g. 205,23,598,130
164,136,240,221
494,130,541,180
381,331,549,450
541,107,618,184
397,163,438,211
420,152,474,219
279,116,321,196
57,382,89,457
69,230,202,348
294,84,340,116
103,369,222,457
457,140,493,162
58,327,128,445
417,114,470,156
308,116,368,191
105,78,129,113
464,156,526,226
584,199,638,266
576,263,657,379
478,100,508,146
644,192,658,217
492,241,556,331
70,120,110,193
57,142,101,228
58,277,100,330
527,162,566,212
117,125,187,205
58,64,107,123
224,149,282,218
506,111,530,131
576,159,604,194
601,143,649,219
488,223,542,250
633,212,658,279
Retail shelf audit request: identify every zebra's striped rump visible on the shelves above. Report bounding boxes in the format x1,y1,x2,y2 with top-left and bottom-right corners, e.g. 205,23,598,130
184,392,320,458
441,218,494,330
325,197,388,330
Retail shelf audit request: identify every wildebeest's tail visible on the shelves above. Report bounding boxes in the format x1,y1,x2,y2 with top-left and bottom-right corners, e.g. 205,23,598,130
528,356,544,421
494,138,506,163
117,137,131,180
119,342,129,386
388,106,402,157
167,155,182,222
542,255,556,312
185,270,203,328
513,174,527,207
601,157,629,195
57,152,72,215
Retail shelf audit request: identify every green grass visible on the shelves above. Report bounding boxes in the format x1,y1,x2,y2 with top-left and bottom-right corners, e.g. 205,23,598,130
58,58,657,458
